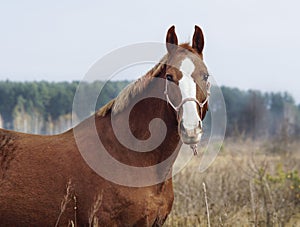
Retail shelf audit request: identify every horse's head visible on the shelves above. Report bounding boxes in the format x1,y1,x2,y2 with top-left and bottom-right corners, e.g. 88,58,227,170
163,25,210,148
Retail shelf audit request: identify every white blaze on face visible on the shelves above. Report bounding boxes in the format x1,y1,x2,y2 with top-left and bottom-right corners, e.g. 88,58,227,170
179,57,200,130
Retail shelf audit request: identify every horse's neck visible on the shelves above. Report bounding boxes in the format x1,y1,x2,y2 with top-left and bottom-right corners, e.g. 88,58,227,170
97,84,181,168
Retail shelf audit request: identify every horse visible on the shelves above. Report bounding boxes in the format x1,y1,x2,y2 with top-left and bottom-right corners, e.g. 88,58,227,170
0,25,210,226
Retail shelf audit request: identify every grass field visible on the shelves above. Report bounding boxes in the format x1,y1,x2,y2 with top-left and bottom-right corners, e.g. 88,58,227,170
165,139,300,227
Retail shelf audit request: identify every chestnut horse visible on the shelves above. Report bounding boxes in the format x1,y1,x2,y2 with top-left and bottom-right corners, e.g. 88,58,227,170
0,26,209,226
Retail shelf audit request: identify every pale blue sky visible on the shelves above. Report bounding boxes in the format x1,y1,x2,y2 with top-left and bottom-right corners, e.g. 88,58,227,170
0,0,300,103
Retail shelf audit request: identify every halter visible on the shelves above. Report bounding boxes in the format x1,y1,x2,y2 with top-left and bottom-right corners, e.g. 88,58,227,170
164,78,211,155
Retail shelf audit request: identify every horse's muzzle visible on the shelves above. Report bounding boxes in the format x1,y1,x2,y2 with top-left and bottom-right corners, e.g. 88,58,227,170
179,120,203,145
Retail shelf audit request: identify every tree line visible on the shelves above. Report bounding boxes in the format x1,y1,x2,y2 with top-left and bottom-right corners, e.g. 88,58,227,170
0,80,299,138
0,80,129,134
221,87,300,139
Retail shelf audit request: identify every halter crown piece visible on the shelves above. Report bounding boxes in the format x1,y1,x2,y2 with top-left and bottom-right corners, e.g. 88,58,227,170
164,79,211,155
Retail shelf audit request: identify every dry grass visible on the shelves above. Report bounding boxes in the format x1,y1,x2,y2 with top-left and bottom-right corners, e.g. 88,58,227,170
165,139,300,227
55,179,74,227
88,190,103,227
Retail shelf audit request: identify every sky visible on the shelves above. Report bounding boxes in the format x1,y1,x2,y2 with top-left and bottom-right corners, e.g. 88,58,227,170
0,0,300,103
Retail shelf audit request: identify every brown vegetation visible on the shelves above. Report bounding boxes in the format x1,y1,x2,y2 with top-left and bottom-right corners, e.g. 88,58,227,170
165,139,300,226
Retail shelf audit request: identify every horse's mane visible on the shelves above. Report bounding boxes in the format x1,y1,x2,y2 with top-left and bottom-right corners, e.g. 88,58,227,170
96,55,167,117
97,43,194,117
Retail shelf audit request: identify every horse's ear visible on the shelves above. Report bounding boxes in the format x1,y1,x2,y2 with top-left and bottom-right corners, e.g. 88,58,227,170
192,25,205,54
166,25,178,54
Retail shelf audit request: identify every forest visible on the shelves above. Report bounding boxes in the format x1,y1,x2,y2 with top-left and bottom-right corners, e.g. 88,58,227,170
0,80,299,139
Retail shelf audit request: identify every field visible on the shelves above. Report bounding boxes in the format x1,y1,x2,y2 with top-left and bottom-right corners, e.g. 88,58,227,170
165,139,300,227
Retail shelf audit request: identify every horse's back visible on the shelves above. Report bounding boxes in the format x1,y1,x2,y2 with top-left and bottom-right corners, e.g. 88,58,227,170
0,128,76,181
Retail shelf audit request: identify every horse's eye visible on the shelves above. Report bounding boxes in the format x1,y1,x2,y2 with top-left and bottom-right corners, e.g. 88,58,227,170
203,74,209,81
166,74,174,81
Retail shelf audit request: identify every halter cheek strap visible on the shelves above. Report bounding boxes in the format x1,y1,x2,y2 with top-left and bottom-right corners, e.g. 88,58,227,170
164,79,210,117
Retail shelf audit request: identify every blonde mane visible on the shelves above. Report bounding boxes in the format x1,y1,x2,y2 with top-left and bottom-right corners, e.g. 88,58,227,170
97,55,168,117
